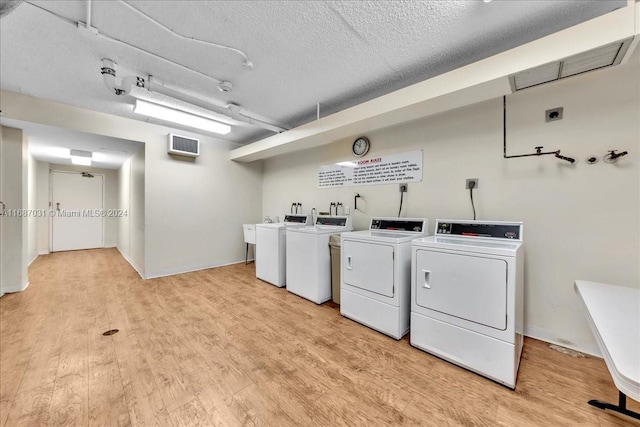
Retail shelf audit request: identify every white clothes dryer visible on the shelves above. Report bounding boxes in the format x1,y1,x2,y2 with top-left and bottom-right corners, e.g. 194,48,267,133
255,214,311,287
411,219,524,389
286,215,353,304
340,217,429,339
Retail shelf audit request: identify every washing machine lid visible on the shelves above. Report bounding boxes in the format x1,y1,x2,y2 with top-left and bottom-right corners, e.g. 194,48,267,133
293,215,353,234
255,222,285,229
412,235,521,256
342,230,424,244
343,217,429,243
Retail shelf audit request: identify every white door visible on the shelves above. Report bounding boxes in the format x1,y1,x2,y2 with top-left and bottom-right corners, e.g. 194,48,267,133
343,240,395,297
415,250,508,330
51,171,104,252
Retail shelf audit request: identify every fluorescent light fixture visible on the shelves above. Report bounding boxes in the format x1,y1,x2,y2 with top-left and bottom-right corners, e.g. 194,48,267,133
70,149,92,166
133,99,231,135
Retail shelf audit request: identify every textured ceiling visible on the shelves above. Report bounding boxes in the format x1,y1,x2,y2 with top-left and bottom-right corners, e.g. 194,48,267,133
0,0,626,145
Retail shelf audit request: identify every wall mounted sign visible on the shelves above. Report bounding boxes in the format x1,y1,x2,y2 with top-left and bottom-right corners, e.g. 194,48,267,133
318,150,423,188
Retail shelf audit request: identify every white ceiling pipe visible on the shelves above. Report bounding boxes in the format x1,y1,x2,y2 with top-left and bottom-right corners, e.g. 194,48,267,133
226,104,286,133
147,75,287,133
85,0,92,28
101,58,145,96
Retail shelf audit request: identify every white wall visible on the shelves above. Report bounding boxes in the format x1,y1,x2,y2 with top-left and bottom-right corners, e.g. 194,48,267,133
35,163,120,250
144,129,262,278
117,157,131,258
0,126,29,293
117,145,145,277
35,160,49,255
262,51,640,354
27,153,37,265
1,90,263,279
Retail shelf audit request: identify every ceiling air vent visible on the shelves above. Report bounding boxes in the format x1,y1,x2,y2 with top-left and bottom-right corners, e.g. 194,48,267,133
168,133,200,157
510,38,634,91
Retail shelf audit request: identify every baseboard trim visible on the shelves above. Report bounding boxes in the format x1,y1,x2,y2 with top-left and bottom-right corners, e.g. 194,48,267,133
524,325,601,357
116,246,146,279
28,255,39,266
37,250,50,255
145,259,249,280
2,281,29,294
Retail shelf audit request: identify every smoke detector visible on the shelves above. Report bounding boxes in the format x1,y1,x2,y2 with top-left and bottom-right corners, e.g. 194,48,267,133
217,81,233,93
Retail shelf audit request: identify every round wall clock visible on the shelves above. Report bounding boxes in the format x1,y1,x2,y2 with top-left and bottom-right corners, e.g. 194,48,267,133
352,137,370,157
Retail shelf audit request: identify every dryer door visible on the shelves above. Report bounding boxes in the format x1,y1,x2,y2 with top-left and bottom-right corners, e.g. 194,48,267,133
415,250,507,330
343,240,395,297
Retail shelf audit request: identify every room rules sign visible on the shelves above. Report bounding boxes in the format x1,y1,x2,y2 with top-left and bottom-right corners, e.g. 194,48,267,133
318,150,423,188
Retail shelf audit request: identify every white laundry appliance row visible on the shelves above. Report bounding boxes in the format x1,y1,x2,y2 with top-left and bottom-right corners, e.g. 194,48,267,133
251,213,524,389
255,214,311,287
340,217,524,389
254,214,353,303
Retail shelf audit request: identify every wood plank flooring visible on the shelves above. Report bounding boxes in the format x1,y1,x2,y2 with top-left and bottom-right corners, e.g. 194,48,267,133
1,248,638,426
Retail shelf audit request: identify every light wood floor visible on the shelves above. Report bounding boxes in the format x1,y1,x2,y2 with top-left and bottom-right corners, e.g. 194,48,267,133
1,249,638,426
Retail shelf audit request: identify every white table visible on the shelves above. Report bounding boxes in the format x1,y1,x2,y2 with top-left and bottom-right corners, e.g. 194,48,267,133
575,280,640,420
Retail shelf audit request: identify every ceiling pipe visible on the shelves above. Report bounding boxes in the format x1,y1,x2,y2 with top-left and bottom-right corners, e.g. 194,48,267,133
117,0,253,70
146,76,286,132
226,104,286,133
85,0,92,28
101,58,145,96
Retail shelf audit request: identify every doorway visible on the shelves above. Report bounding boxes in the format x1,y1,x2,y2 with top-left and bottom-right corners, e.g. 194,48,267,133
51,170,104,252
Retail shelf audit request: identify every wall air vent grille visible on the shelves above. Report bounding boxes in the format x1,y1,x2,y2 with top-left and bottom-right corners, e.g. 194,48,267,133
168,133,200,157
510,38,634,91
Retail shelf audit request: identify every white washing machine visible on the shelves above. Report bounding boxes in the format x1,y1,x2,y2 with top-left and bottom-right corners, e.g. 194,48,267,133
340,217,429,339
286,215,353,304
411,219,524,389
255,214,311,287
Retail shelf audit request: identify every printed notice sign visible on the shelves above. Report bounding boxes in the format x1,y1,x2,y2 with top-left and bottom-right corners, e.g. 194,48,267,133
318,150,423,188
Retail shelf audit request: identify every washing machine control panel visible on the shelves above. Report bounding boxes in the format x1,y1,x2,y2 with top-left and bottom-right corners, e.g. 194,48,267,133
316,216,348,226
436,221,522,240
284,214,310,224
370,218,426,233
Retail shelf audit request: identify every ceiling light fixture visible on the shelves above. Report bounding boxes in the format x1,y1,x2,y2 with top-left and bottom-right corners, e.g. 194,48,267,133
133,99,231,135
70,149,92,166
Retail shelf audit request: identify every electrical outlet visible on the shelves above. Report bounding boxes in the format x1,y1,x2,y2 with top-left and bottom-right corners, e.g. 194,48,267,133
399,184,408,193
466,178,479,189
